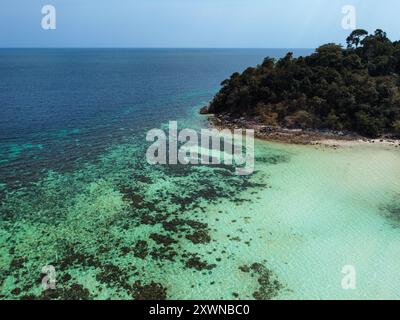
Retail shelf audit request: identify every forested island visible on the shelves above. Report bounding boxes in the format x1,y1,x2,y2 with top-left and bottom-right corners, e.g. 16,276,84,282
205,30,400,139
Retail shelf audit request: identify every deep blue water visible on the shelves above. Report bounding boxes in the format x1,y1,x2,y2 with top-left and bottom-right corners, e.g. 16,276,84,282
0,48,312,187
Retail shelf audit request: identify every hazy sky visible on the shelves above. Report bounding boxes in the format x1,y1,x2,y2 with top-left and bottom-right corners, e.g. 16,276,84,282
1,0,399,48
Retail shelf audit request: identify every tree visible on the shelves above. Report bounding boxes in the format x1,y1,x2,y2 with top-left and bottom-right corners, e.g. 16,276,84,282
355,111,380,137
261,57,275,69
374,29,387,40
346,29,368,48
393,120,400,136
325,111,342,130
285,110,313,129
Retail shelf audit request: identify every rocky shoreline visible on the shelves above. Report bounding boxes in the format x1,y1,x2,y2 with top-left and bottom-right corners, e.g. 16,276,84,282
201,107,400,148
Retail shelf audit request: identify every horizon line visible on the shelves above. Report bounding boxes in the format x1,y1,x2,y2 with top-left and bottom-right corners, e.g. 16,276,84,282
0,47,316,50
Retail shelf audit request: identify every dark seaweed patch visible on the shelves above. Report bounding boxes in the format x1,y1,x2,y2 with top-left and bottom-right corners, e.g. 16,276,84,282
140,213,166,225
95,264,130,289
163,164,195,176
162,218,188,232
133,240,149,259
150,248,177,262
255,154,290,165
123,191,144,208
239,263,283,300
10,256,26,269
11,287,21,295
131,281,167,300
185,230,211,244
58,245,101,269
150,233,177,246
381,198,400,227
60,273,72,283
185,255,216,271
385,206,400,220
39,283,91,300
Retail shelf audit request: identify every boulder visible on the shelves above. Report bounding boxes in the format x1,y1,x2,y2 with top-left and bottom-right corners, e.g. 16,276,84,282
200,105,211,114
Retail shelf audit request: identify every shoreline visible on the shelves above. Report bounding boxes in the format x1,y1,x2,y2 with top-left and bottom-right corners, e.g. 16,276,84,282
204,112,400,149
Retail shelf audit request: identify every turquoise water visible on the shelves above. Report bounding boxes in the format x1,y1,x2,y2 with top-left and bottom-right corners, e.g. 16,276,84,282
207,142,400,300
1,49,400,300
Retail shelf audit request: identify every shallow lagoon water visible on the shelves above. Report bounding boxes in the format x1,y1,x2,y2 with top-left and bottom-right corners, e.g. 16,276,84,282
1,49,400,299
1,137,400,299
158,141,400,300
198,142,400,300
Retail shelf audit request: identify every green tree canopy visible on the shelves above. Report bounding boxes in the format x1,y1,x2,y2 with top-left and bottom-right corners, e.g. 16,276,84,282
208,30,400,138
346,29,368,48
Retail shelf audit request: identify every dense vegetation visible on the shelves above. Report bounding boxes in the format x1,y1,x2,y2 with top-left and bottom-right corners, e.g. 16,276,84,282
208,30,400,137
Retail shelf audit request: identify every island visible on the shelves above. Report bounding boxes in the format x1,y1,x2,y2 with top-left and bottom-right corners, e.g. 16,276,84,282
202,30,400,144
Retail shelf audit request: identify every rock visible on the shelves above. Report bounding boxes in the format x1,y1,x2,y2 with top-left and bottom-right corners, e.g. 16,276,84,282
200,105,211,114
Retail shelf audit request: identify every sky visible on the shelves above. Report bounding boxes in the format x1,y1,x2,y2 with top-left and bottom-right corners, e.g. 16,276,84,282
0,0,399,48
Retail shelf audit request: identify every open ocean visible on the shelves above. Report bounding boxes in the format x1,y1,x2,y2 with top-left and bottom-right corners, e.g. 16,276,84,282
1,49,400,300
